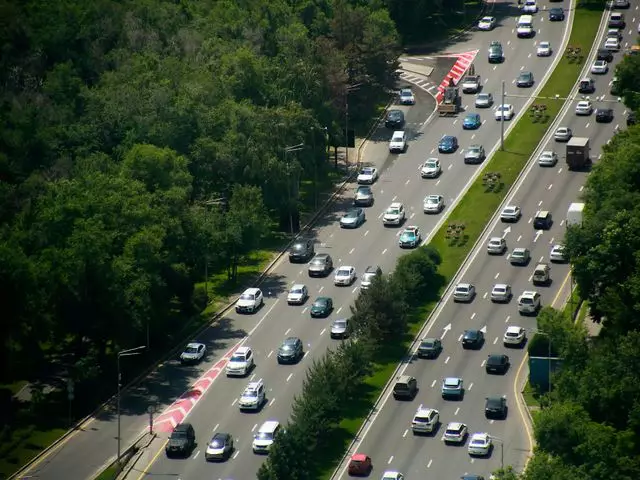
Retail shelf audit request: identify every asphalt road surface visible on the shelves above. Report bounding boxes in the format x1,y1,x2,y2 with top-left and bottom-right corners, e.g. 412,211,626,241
331,3,633,480
127,1,583,480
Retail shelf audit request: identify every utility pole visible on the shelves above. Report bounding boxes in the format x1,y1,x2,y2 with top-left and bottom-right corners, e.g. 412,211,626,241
500,80,506,151
202,197,225,303
117,345,146,465
344,83,362,169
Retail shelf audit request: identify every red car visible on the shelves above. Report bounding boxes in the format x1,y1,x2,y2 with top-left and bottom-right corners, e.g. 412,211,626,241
348,453,372,476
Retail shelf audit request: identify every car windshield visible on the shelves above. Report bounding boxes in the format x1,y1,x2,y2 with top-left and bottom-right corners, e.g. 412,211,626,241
426,161,437,168
362,272,375,281
442,136,452,143
290,287,303,294
427,197,438,204
230,353,246,362
356,186,370,194
255,432,273,441
471,439,485,445
313,299,326,307
456,286,469,292
240,293,255,300
478,94,489,100
521,298,533,304
345,210,358,218
421,340,435,348
469,146,480,153
337,268,350,275
360,168,373,175
311,258,325,265
170,431,187,440
185,346,198,354
243,390,257,398
494,286,506,292
281,344,293,351
387,208,400,214
403,231,416,237
540,42,549,48
210,437,224,447
488,356,502,364
445,379,460,387
513,250,524,257
334,320,347,328
400,90,412,97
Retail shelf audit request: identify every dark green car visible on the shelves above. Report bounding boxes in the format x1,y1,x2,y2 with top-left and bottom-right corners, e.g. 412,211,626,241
310,297,333,318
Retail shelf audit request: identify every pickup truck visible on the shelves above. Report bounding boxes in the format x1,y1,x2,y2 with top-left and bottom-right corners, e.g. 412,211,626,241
461,75,481,93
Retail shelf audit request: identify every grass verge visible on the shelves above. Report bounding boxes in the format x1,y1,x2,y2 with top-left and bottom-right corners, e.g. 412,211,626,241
93,464,119,480
522,381,542,408
0,428,67,478
316,5,603,479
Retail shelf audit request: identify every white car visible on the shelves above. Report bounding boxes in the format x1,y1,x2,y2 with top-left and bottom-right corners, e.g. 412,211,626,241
523,0,538,13
389,131,407,153
487,237,507,255
538,151,558,167
399,88,415,105
443,422,468,444
478,16,497,30
226,346,254,376
453,283,476,302
504,325,527,346
357,166,378,184
550,244,567,262
495,104,514,121
381,472,404,480
468,432,492,456
591,60,608,74
420,158,441,178
604,37,620,51
491,284,512,303
252,420,280,453
383,202,405,225
518,290,541,314
180,342,206,364
236,287,264,313
500,205,521,222
575,100,593,116
554,127,573,142
537,41,552,57
411,407,440,434
334,266,356,286
238,380,266,410
423,194,444,214
287,284,308,305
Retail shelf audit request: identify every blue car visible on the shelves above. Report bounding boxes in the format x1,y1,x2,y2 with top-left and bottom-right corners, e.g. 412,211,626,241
462,113,481,130
438,135,458,153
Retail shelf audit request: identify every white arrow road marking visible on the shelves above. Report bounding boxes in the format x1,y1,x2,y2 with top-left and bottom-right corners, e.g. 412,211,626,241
534,230,543,242
480,325,487,333
502,226,511,238
441,323,452,339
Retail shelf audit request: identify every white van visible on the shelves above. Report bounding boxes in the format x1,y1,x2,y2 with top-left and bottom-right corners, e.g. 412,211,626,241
517,15,534,38
252,420,280,454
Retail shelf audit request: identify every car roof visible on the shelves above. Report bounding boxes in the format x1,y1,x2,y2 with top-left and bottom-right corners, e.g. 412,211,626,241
245,379,264,390
258,420,280,431
444,376,461,383
447,422,464,429
365,265,380,273
521,290,538,297
186,342,204,348
536,210,550,217
291,283,305,289
513,247,528,252
392,130,405,136
243,287,261,295
313,253,330,259
235,346,251,354
493,283,509,289
389,202,403,208
506,325,523,333
337,265,354,270
488,236,503,242
416,406,436,415
283,336,300,344
456,283,471,288
174,422,193,431
471,432,489,440
397,375,414,383
351,453,369,461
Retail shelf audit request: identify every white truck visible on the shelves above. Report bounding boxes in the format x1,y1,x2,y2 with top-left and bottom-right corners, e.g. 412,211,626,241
566,202,585,226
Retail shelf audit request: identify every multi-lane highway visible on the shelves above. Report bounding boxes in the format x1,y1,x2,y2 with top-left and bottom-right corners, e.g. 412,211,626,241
127,1,583,479
331,3,632,480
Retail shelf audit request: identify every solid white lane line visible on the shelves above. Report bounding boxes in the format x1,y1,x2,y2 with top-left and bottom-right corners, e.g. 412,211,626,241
248,300,281,337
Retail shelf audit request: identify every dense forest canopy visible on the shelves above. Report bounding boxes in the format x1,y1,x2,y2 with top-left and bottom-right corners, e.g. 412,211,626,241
0,0,404,388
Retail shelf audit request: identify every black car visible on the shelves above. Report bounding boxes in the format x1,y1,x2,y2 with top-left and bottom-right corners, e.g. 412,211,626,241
516,71,534,88
417,338,443,359
438,135,458,153
549,8,565,21
485,354,510,374
385,109,405,129
277,337,304,364
205,432,234,461
310,296,333,317
485,396,508,419
461,330,484,349
288,238,314,263
165,423,196,457
596,108,614,123
393,375,418,400
533,211,553,230
597,48,614,62
609,13,625,28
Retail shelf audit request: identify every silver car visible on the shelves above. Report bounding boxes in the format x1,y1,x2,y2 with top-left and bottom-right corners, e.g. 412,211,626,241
464,144,485,164
554,127,573,142
354,186,374,206
453,283,475,302
487,237,507,254
475,92,494,108
340,208,365,228
491,284,512,303
500,205,521,222
538,151,558,167
330,319,350,339
510,247,531,265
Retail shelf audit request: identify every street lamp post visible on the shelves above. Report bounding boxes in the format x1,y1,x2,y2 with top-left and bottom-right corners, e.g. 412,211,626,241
500,80,506,151
117,345,146,465
344,83,361,168
490,435,505,471
284,144,304,238
202,197,225,303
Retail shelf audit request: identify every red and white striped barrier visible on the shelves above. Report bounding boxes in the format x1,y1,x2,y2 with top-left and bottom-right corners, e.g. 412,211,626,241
435,50,479,103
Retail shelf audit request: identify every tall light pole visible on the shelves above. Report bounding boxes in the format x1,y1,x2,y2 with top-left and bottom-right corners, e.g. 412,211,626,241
344,83,361,168
490,435,505,471
117,345,146,464
284,144,304,238
500,80,506,151
202,197,225,303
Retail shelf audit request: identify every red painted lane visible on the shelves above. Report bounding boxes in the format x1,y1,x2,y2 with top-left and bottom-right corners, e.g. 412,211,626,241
435,50,479,103
150,341,243,432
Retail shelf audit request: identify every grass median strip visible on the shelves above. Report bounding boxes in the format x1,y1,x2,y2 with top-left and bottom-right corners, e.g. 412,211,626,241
318,5,603,479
